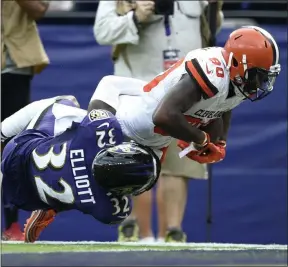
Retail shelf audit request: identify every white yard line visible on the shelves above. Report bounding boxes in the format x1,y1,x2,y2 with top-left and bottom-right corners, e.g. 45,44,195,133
2,241,287,250
2,249,164,254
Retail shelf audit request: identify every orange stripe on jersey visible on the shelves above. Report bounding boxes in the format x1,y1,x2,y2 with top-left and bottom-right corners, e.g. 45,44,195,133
143,58,184,92
185,59,219,99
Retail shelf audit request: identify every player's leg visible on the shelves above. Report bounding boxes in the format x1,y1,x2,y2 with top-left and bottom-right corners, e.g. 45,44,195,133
89,75,145,112
1,73,32,241
26,95,81,135
160,139,208,242
155,176,166,242
1,95,79,140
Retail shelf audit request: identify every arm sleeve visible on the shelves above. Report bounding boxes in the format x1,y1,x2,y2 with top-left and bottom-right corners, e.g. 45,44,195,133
1,97,57,141
93,1,139,45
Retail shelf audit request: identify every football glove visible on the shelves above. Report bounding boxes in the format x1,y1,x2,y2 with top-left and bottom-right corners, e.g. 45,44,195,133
178,136,226,164
191,140,226,164
190,143,225,163
177,132,210,160
215,140,226,159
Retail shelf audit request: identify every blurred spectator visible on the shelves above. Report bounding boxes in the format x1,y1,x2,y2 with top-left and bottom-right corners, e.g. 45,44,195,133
48,1,74,11
94,0,223,243
1,0,50,241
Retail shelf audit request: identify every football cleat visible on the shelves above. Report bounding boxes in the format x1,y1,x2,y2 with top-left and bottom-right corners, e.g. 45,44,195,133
117,219,139,242
2,223,24,241
24,209,56,243
165,227,187,243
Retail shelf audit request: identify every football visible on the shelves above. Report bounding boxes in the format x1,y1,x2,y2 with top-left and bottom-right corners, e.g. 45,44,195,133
199,118,224,143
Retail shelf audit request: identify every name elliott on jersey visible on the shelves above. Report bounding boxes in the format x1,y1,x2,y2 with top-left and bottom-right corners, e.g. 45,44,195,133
70,149,96,204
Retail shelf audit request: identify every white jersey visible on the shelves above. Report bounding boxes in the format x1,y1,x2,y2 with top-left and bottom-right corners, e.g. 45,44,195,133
91,47,245,157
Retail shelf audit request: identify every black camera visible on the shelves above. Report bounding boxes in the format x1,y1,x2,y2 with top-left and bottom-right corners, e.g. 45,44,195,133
154,0,174,16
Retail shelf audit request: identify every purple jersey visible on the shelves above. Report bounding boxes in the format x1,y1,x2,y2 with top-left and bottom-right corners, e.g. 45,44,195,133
2,103,131,224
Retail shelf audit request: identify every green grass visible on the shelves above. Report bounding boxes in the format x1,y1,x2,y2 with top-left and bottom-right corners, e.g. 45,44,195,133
2,243,192,253
2,242,287,254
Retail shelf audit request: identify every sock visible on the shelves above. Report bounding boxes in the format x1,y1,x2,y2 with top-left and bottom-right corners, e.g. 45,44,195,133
4,207,18,229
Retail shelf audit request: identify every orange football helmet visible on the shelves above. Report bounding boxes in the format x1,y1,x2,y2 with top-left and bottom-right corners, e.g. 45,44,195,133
223,26,281,101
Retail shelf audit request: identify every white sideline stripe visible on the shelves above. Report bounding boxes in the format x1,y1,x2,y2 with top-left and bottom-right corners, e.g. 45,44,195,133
3,249,174,254
2,241,287,250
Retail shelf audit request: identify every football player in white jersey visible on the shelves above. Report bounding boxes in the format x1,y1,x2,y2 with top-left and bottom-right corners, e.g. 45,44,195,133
87,26,281,243
89,26,281,165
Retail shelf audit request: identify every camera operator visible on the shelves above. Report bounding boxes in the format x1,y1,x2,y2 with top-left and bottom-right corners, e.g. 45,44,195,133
94,0,223,243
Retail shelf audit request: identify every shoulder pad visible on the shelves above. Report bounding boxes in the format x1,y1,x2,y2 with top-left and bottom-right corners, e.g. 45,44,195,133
185,49,228,99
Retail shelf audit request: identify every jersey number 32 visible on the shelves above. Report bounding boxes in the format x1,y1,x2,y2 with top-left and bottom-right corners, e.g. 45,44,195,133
32,142,75,205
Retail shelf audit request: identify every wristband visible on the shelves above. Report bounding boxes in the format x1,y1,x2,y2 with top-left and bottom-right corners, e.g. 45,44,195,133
193,132,209,149
217,140,227,147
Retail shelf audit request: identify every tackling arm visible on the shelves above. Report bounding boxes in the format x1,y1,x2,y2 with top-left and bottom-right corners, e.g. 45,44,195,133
152,74,207,145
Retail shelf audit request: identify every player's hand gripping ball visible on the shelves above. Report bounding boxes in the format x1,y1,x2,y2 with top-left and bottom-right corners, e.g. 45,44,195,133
197,118,226,162
199,118,224,143
177,118,226,163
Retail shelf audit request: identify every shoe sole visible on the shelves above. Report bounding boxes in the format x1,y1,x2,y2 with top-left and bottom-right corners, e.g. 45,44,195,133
118,236,139,242
24,210,46,243
2,233,24,241
165,233,187,243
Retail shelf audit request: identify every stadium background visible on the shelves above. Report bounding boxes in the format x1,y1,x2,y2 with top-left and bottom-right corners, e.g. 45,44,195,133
2,1,287,245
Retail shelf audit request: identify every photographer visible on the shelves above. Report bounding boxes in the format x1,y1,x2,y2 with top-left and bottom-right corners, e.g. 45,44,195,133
94,0,223,243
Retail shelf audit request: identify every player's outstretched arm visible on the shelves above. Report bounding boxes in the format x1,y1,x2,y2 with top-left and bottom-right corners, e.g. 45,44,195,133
152,74,207,145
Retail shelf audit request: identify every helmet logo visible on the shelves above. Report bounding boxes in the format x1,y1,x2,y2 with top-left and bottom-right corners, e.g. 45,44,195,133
107,144,137,154
89,109,111,122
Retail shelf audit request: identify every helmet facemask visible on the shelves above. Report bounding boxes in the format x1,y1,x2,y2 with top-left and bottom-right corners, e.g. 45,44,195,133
227,52,281,101
239,65,281,101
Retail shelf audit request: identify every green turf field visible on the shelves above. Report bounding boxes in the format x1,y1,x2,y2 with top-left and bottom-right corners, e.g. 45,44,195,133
2,241,287,253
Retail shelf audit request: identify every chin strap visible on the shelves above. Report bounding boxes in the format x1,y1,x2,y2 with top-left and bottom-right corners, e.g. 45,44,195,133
242,54,249,85
226,52,233,71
